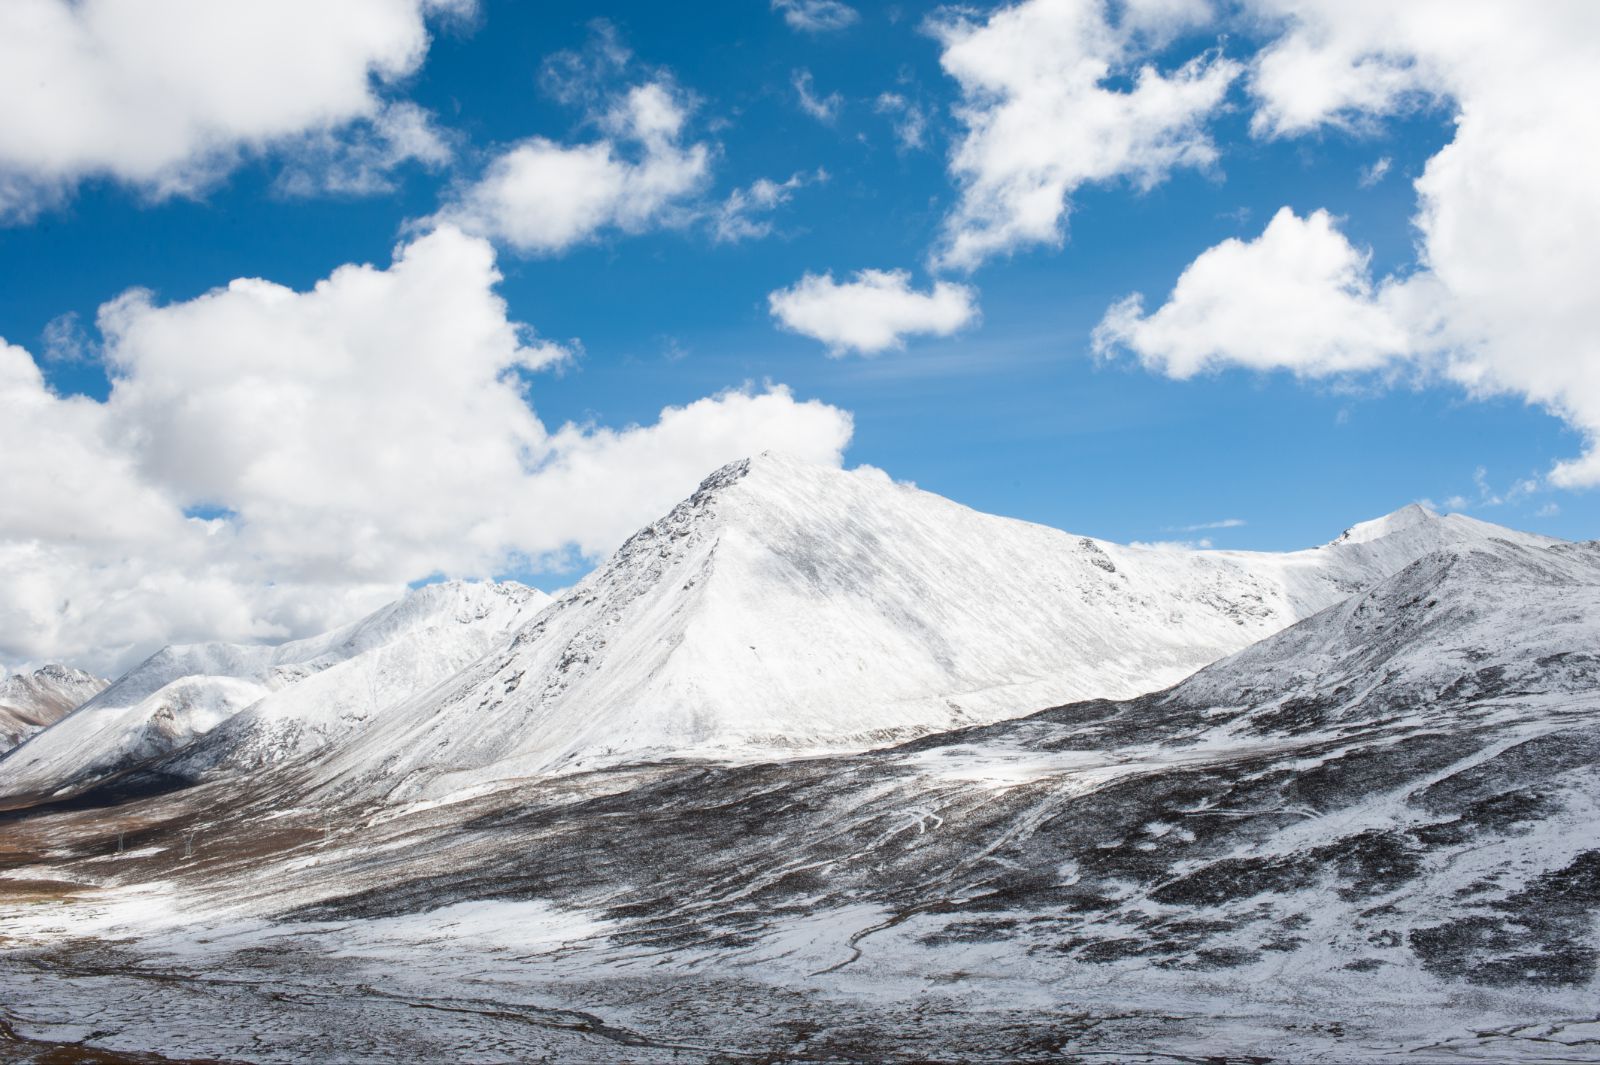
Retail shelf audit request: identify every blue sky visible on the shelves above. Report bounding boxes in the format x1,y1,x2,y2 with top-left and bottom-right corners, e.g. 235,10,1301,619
2,0,1595,670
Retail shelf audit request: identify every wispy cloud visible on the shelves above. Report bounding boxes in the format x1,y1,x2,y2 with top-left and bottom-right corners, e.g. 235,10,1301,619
712,169,826,243
1168,517,1245,532
1440,466,1541,512
1359,156,1392,187
772,0,859,34
874,93,928,150
41,312,97,364
793,69,842,123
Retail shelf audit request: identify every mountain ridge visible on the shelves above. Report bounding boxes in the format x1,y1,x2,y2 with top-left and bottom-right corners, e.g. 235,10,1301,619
305,452,1561,801
0,580,550,799
0,664,107,752
2,454,1564,806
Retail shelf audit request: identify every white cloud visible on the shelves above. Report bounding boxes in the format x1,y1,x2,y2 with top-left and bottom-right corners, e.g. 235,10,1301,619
1358,156,1391,187
1121,0,1214,36
0,227,853,674
1171,518,1245,532
769,269,979,356
1102,2,1600,487
432,81,711,254
521,385,853,560
874,93,929,150
772,0,859,33
1246,2,1438,138
0,0,468,220
1092,207,1422,378
1462,466,1538,510
40,312,95,364
275,101,453,198
930,0,1240,271
1438,467,1540,514
538,20,633,106
793,70,843,124
712,169,825,243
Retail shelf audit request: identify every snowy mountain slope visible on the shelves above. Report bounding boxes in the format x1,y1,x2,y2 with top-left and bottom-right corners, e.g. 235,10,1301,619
0,665,106,752
310,453,1558,801
266,536,1600,1040
3,537,1592,1062
166,584,556,778
0,581,549,800
1212,501,1560,609
1166,536,1600,728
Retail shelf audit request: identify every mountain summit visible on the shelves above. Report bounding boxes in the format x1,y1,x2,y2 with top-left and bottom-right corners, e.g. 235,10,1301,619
309,454,1557,801
0,665,107,752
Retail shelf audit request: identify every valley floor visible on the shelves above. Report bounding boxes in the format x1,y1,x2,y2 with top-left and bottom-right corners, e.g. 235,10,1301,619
4,889,1598,1063
2,706,1596,1064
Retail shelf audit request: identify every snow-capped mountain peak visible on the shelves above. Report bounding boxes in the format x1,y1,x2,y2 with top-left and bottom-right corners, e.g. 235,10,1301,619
0,581,550,800
2,455,1564,806
306,454,1564,803
1169,537,1600,732
1334,502,1441,544
0,664,107,753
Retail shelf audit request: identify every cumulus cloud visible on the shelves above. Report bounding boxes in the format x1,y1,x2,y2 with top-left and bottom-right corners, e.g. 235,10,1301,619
433,82,711,255
0,0,467,220
1101,1,1600,487
0,227,853,674
769,269,979,355
1093,207,1423,378
772,0,859,33
1121,0,1214,36
930,0,1240,271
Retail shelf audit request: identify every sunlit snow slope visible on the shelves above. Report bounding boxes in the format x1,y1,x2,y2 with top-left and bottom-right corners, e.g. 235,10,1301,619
314,453,1556,800
0,582,549,800
0,665,106,752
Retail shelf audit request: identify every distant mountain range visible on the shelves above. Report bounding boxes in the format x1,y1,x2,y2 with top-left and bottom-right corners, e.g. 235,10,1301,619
1,453,1556,805
0,664,105,752
0,580,548,801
